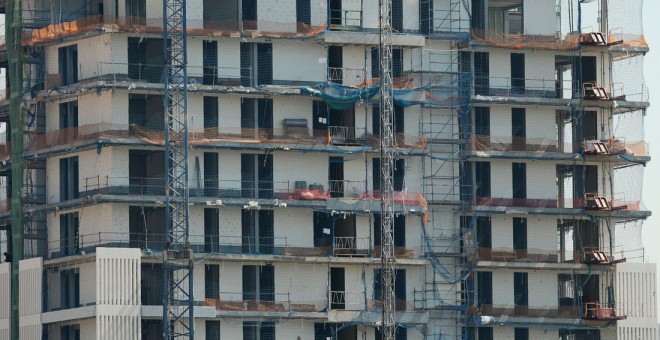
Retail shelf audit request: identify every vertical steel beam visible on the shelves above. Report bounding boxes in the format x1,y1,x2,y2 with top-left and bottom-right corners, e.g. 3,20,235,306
6,0,24,339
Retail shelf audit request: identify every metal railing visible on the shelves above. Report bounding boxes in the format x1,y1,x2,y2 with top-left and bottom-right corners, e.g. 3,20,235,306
327,67,367,86
329,290,366,310
328,180,366,198
328,9,362,31
330,126,367,144
47,232,290,258
96,62,251,86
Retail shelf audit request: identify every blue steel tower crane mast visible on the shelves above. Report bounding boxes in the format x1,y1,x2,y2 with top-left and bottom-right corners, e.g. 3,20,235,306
162,0,194,337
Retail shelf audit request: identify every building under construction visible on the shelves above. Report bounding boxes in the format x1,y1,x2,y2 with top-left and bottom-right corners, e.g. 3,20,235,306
0,0,656,339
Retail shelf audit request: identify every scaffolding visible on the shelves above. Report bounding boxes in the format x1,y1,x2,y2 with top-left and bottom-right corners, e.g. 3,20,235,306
0,0,652,338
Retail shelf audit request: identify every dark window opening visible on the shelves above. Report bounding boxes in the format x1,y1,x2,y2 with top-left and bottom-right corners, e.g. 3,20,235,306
513,217,527,259
329,0,342,28
313,212,333,248
474,52,489,95
60,268,80,309
128,150,166,195
471,0,486,30
392,0,403,32
512,163,526,200
205,264,220,299
240,42,272,86
141,320,164,340
419,0,432,34
511,53,525,93
59,156,79,201
476,328,493,340
241,209,274,254
476,217,492,260
204,96,219,134
60,324,81,340
240,153,274,199
127,38,166,83
512,107,526,150
372,48,404,78
241,98,273,135
243,321,275,340
129,207,166,250
373,158,405,192
476,271,493,307
328,45,343,83
330,267,346,309
514,328,529,340
376,327,407,340
296,0,312,27
204,208,220,253
242,0,258,30
333,215,358,255
141,263,168,305
129,94,165,131
125,0,146,24
373,214,406,248
372,105,404,136
374,269,406,311
330,107,361,145
474,107,490,136
514,272,528,315
58,44,78,86
59,101,78,129
559,329,601,340
312,100,329,135
204,0,239,30
203,40,218,85
204,152,219,196
242,265,275,302
59,212,80,256
329,156,345,198
206,320,221,340
475,161,491,198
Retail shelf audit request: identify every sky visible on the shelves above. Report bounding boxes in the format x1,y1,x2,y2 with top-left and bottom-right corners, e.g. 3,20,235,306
640,0,660,318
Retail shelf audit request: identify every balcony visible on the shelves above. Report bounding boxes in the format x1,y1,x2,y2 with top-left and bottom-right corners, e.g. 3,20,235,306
97,62,250,87
82,176,331,201
203,292,324,314
468,135,649,159
583,302,626,321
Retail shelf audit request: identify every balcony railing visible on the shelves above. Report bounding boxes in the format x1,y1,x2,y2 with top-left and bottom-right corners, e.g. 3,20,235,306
477,194,641,212
476,304,582,319
18,124,427,157
46,232,420,260
97,62,251,87
471,29,580,50
329,290,366,310
82,176,330,201
330,126,367,145
328,9,362,31
327,67,367,87
203,292,324,313
328,180,366,198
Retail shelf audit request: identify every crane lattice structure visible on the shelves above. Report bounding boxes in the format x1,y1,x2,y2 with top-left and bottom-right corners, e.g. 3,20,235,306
378,0,396,338
162,0,194,337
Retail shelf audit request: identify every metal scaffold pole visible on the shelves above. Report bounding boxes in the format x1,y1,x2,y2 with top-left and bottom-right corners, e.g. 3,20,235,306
162,0,194,337
6,0,24,338
379,0,396,337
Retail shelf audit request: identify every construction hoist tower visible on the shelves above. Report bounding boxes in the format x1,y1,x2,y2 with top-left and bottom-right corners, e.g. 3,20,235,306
378,0,396,338
162,0,194,337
